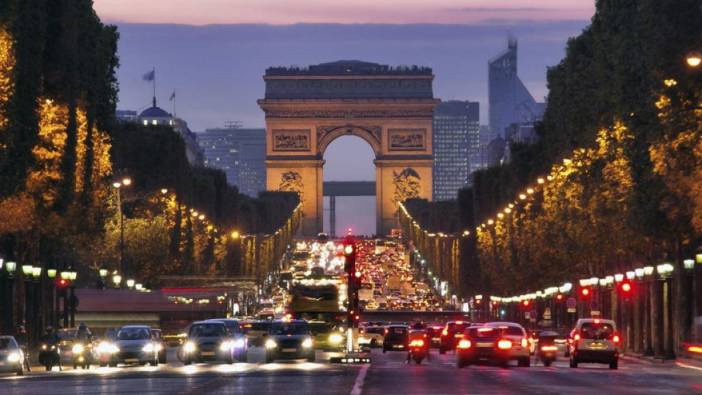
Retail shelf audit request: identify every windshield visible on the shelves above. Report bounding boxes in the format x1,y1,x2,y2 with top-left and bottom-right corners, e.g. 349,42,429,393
250,322,271,331
309,323,332,335
468,326,523,338
580,323,615,340
117,328,151,340
270,323,309,335
0,338,15,350
189,324,228,338
365,327,385,335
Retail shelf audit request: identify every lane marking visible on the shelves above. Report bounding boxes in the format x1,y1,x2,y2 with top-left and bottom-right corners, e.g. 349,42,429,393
350,363,370,395
676,361,702,372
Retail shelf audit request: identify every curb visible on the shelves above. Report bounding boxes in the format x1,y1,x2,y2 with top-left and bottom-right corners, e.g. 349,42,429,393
619,353,666,365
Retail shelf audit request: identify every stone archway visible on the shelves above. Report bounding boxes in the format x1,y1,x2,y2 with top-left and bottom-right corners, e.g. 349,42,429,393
259,60,439,236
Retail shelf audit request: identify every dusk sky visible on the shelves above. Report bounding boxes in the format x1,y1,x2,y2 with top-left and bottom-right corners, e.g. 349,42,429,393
94,1,594,235
94,0,594,25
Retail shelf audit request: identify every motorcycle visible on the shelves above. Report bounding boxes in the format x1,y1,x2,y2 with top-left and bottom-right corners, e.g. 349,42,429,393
38,342,61,371
408,339,428,365
71,342,92,369
536,331,559,367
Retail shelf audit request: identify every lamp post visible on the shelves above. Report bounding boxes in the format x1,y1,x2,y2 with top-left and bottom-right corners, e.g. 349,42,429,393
113,177,132,276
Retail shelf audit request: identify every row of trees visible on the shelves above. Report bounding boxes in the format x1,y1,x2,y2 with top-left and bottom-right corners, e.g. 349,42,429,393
406,1,702,297
0,0,300,286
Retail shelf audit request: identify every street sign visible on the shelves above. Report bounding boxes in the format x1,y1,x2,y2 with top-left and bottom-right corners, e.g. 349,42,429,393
566,297,577,309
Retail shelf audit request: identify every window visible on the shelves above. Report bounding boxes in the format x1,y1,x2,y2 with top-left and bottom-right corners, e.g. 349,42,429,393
152,119,158,125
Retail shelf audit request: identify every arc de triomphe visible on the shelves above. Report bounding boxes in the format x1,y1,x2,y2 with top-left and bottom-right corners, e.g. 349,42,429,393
258,60,438,236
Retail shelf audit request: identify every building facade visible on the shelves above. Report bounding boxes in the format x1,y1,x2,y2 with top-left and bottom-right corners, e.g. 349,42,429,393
488,37,545,139
432,100,480,201
197,128,266,197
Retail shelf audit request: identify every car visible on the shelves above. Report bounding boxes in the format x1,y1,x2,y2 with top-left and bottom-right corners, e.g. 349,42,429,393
56,328,94,369
456,322,531,368
569,318,620,369
243,321,272,347
264,320,315,363
309,321,345,351
205,318,248,362
426,324,444,348
0,336,25,376
181,321,240,365
382,325,409,353
359,325,385,348
439,321,470,354
150,328,167,364
112,325,160,367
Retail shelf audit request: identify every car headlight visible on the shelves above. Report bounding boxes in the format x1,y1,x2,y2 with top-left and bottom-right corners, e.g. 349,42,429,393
233,338,246,349
41,344,48,351
155,343,163,352
7,351,21,363
142,343,155,353
219,341,234,351
302,338,313,348
329,333,343,344
264,339,277,349
184,341,196,354
72,344,85,354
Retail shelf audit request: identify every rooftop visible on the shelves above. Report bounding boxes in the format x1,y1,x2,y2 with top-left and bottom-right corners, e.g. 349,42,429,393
266,60,432,77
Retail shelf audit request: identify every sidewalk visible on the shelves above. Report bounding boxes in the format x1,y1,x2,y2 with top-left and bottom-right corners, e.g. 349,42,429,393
621,351,702,371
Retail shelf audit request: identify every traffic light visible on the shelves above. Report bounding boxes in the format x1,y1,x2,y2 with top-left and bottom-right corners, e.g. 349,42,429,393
556,294,564,302
56,278,70,289
618,280,633,301
580,287,591,299
343,236,359,328
521,300,530,308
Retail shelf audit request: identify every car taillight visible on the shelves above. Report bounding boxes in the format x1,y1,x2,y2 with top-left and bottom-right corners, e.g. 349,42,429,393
497,339,512,350
457,339,472,349
442,329,448,336
613,335,620,344
455,333,464,338
541,345,558,352
384,329,388,335
521,338,528,348
574,334,580,341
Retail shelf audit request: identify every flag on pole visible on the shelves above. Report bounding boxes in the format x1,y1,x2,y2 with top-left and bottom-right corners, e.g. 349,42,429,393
169,90,176,101
142,69,155,82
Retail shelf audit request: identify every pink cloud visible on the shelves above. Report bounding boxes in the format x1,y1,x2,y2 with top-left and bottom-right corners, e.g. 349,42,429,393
93,0,594,25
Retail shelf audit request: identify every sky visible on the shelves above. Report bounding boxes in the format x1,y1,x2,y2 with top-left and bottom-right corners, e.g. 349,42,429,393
94,0,594,25
94,1,594,235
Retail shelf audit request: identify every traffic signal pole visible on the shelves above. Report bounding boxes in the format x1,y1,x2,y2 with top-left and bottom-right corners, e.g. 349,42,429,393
344,235,359,352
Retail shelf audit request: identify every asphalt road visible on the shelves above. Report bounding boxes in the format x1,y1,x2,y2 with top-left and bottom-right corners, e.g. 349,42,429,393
2,347,702,394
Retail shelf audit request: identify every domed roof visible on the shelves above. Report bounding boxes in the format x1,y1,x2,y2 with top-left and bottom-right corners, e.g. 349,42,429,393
139,106,170,118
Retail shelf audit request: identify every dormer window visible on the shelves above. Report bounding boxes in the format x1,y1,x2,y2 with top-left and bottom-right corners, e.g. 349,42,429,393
152,119,158,125
143,120,148,126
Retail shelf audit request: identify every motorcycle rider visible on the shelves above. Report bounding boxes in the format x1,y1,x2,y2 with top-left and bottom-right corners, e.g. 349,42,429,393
41,326,62,371
77,322,91,342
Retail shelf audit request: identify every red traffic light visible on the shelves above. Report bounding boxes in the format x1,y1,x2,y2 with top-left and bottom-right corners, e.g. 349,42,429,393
621,282,632,293
56,278,70,288
556,294,564,301
580,288,590,297
522,300,530,307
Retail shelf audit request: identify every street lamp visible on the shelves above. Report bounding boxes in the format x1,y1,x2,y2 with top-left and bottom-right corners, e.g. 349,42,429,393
643,266,655,276
687,51,702,68
113,176,132,276
47,269,57,279
112,274,122,287
5,261,16,275
31,267,42,278
21,265,33,276
684,259,695,270
126,279,135,288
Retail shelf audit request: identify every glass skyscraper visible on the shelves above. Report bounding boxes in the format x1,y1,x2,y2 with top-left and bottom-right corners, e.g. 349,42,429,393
197,128,266,197
432,100,480,201
488,37,545,139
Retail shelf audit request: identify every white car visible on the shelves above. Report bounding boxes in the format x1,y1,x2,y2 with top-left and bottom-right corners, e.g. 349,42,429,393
359,326,385,348
569,318,620,369
0,336,24,376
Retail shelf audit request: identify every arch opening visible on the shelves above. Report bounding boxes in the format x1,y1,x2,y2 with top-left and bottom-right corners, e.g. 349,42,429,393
322,135,376,237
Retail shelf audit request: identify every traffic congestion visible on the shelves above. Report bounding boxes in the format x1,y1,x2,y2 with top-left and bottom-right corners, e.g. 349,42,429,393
1,237,634,377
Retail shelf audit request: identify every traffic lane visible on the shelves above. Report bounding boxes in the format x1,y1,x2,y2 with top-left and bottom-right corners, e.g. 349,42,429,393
362,349,702,395
0,348,361,395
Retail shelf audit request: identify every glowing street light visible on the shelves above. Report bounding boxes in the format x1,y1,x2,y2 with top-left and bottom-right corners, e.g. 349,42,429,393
687,51,702,68
113,274,122,286
126,279,135,288
230,230,240,240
